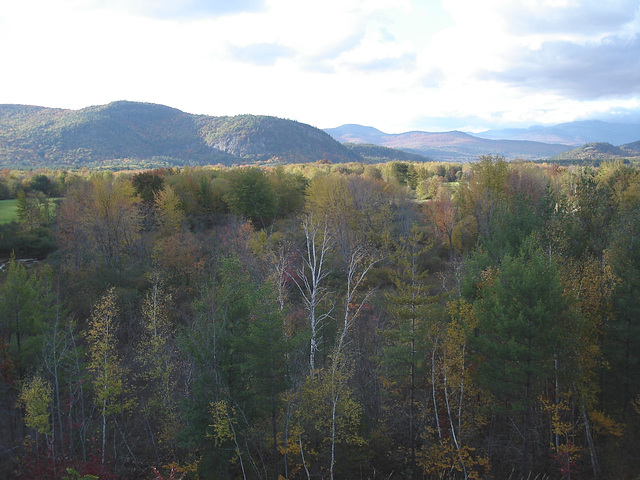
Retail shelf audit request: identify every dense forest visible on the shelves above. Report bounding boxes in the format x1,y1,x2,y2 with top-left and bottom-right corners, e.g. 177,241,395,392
0,157,639,480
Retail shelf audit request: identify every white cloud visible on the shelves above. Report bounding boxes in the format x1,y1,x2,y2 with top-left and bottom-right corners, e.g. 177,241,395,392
1,0,639,132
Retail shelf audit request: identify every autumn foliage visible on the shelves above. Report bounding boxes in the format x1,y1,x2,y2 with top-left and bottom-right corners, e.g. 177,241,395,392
1,159,639,479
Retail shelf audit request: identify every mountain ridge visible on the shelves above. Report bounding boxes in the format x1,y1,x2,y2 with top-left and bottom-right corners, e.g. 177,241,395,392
324,125,574,161
2,101,638,168
0,101,360,169
549,141,640,163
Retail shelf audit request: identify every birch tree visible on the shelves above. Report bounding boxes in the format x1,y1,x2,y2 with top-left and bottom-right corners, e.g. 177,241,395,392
291,214,333,377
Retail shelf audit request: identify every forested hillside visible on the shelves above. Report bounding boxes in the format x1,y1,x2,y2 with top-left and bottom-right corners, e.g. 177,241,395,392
550,141,640,164
0,102,359,169
0,158,639,480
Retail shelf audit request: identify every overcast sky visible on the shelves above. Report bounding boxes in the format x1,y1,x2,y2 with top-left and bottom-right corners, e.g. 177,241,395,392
2,0,639,133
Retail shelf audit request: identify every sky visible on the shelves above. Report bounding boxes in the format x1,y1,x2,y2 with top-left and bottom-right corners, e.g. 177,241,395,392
1,0,640,133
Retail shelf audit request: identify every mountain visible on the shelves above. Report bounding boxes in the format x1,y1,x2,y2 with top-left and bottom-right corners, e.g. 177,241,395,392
325,126,572,162
0,101,359,169
475,120,640,146
625,140,640,154
324,124,387,144
343,143,433,163
548,141,640,164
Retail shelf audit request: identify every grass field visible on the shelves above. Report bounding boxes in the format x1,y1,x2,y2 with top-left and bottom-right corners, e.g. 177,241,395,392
0,199,18,224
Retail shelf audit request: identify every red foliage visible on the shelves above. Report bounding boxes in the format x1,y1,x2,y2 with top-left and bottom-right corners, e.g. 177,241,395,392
0,337,15,386
16,438,120,480
550,442,579,479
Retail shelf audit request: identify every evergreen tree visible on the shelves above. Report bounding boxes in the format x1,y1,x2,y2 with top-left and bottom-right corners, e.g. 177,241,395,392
471,237,569,476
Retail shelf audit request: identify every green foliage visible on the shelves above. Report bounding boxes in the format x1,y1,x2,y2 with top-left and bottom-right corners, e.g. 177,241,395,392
343,143,433,163
29,174,53,195
551,142,640,163
62,469,99,480
224,167,277,228
603,199,640,411
132,171,165,203
0,256,45,377
16,190,55,232
180,255,290,478
470,237,571,473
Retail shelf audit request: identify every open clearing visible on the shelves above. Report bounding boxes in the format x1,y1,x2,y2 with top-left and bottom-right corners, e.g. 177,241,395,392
0,199,18,224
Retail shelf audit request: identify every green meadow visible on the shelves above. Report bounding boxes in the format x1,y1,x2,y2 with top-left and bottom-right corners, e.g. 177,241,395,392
0,199,18,224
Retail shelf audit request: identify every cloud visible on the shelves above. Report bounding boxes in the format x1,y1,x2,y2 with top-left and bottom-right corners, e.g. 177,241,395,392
485,34,640,99
311,32,366,62
347,52,417,73
229,43,296,66
419,68,445,88
101,0,267,18
498,0,639,36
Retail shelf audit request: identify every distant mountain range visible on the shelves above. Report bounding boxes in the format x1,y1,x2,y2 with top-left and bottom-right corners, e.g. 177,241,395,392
324,125,573,161
475,120,640,146
324,122,640,162
1,101,638,169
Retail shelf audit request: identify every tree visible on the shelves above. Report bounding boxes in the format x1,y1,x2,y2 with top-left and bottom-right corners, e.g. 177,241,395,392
85,288,126,464
224,167,277,229
604,198,640,413
29,174,53,195
382,227,433,478
16,190,53,233
19,375,53,464
325,243,377,480
87,174,142,278
471,237,569,476
19,375,52,436
137,272,180,458
132,171,165,204
0,255,40,379
290,214,334,376
456,155,509,242
305,174,393,262
57,174,143,283
181,256,289,479
287,364,365,480
154,184,186,236
427,186,458,260
419,299,489,480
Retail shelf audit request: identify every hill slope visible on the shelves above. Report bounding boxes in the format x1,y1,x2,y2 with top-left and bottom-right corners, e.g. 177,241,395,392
548,141,640,164
325,125,572,161
0,101,359,169
343,143,433,163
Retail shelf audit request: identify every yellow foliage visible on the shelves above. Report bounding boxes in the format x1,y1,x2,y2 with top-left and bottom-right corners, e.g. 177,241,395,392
589,410,624,437
540,394,573,437
418,440,489,480
86,288,129,415
208,400,236,447
19,375,52,435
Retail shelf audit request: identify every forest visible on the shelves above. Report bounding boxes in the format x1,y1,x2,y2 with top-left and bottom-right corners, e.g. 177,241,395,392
0,157,639,480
